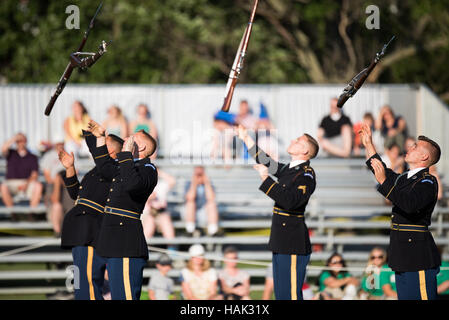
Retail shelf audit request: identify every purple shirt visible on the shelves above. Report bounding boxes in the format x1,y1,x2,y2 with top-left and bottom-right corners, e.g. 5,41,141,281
6,149,39,179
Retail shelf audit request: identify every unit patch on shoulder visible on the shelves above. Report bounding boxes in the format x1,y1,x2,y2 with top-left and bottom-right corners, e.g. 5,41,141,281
304,173,314,179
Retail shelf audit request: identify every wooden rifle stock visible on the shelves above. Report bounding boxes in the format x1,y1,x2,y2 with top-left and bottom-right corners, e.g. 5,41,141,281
337,36,395,109
221,0,259,112
44,2,103,116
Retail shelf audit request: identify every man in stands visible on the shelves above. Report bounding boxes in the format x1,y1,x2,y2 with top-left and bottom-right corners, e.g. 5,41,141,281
1,133,43,218
317,97,353,158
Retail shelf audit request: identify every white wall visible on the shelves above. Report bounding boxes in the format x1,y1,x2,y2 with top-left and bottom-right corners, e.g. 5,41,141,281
0,83,440,161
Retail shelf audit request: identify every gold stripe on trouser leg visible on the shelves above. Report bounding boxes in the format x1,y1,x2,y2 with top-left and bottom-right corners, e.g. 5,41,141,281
419,270,428,300
291,255,297,300
86,246,95,300
123,258,132,300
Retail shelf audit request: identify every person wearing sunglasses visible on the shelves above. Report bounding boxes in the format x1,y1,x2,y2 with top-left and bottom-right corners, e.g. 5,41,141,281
360,247,397,300
317,253,359,300
1,133,43,219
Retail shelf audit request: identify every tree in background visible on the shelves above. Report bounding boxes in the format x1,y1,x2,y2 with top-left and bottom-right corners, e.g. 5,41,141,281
0,0,448,102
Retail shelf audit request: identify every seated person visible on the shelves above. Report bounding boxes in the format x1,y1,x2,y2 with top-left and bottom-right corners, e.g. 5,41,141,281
1,133,43,217
211,110,236,161
375,105,408,154
141,169,176,246
180,244,218,300
381,143,405,174
40,138,71,236
360,247,397,300
102,105,129,139
217,246,250,300
317,97,353,158
353,112,384,156
148,254,175,300
183,166,219,236
256,103,279,161
63,101,91,158
235,100,258,160
317,253,359,300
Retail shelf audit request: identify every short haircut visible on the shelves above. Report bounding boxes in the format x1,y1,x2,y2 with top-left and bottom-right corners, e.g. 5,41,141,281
108,134,124,145
304,133,319,159
107,134,124,152
418,136,441,166
223,246,238,255
138,130,157,157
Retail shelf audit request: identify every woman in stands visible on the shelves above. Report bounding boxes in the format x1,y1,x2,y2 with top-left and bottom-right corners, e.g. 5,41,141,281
63,101,91,158
316,253,359,300
102,105,128,139
180,244,219,300
360,247,397,300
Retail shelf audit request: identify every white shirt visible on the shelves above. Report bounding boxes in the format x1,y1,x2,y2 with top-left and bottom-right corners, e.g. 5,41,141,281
407,167,426,179
289,159,306,168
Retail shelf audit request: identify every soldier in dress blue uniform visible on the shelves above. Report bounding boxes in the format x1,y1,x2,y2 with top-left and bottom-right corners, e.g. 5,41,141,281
58,130,123,300
87,120,158,300
236,125,319,300
360,123,442,300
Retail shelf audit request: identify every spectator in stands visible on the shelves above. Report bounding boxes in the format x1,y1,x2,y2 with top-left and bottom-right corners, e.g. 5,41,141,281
256,103,279,161
317,97,353,158
236,100,258,160
317,253,359,300
353,112,384,157
1,133,43,218
405,137,443,201
235,100,258,131
148,253,175,300
102,105,128,139
375,105,408,154
211,110,236,161
217,246,251,300
141,169,176,248
183,166,220,237
63,100,91,158
129,103,158,160
40,138,70,236
129,103,158,139
262,263,313,300
181,244,218,300
360,247,397,300
381,143,405,174
437,252,449,300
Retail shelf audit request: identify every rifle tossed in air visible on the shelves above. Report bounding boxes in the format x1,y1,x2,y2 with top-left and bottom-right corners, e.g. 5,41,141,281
221,0,259,112
337,36,396,109
44,2,110,116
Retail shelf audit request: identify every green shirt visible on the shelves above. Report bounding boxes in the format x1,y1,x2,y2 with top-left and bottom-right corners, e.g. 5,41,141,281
361,264,396,297
319,271,351,291
437,261,449,295
379,264,396,293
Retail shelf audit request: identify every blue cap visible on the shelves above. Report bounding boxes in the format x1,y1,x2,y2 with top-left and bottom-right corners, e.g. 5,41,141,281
259,102,269,119
214,110,236,125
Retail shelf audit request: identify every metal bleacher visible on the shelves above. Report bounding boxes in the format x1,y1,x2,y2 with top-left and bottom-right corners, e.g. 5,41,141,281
0,157,448,296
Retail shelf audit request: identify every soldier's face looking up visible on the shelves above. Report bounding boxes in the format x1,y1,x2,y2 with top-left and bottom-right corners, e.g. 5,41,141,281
404,141,429,165
287,135,309,157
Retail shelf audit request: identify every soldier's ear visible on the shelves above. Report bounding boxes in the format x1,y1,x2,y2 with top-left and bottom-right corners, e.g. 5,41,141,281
421,152,430,163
